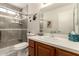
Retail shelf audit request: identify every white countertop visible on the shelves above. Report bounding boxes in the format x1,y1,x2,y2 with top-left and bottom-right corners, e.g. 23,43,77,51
28,35,79,54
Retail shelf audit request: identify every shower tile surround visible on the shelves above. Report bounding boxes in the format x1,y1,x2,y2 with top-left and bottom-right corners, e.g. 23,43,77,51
0,16,27,48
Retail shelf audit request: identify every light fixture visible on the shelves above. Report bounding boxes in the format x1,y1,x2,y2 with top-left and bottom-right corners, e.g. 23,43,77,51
7,10,16,15
0,8,7,12
0,7,16,15
41,3,53,8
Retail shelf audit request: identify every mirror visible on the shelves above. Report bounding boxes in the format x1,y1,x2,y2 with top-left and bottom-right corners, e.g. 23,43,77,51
38,3,75,34
76,4,79,34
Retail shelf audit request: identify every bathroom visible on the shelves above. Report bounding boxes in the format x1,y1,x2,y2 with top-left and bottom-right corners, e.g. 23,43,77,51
0,3,79,56
28,3,79,56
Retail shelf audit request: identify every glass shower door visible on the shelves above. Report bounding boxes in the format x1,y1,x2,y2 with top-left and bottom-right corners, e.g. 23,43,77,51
0,15,27,48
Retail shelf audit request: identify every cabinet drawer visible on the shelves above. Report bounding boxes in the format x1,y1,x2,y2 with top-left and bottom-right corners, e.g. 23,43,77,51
29,39,34,47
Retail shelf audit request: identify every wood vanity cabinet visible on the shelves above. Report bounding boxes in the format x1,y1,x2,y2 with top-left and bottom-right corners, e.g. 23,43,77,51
56,48,78,56
35,42,55,56
28,39,35,56
28,39,55,56
28,39,79,56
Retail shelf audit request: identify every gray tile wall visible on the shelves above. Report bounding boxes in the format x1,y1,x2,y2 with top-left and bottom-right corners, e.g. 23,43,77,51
0,16,27,48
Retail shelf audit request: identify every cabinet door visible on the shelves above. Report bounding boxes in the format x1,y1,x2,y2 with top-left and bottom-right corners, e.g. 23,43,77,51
29,47,34,56
36,42,55,56
29,39,35,47
29,39,35,56
56,48,78,56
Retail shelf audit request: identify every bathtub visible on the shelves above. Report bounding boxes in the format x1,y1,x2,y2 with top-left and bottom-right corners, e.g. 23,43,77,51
0,42,28,56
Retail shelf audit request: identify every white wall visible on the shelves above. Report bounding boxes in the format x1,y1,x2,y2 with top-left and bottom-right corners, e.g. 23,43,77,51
22,3,41,15
26,3,74,34
58,10,73,33
27,16,40,34
43,11,58,33
22,3,41,34
43,4,74,34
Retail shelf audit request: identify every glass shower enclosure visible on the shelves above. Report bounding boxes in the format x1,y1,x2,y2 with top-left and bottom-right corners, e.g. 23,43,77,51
0,13,27,48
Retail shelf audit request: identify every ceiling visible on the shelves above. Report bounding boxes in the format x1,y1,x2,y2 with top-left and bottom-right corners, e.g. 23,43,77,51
10,3,27,8
9,3,42,14
3,3,73,14
9,3,54,9
40,3,73,13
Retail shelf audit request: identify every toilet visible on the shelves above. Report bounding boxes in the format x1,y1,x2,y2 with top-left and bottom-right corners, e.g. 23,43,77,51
13,42,28,56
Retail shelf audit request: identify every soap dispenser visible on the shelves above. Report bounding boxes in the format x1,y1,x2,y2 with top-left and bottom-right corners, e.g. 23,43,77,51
68,31,79,42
